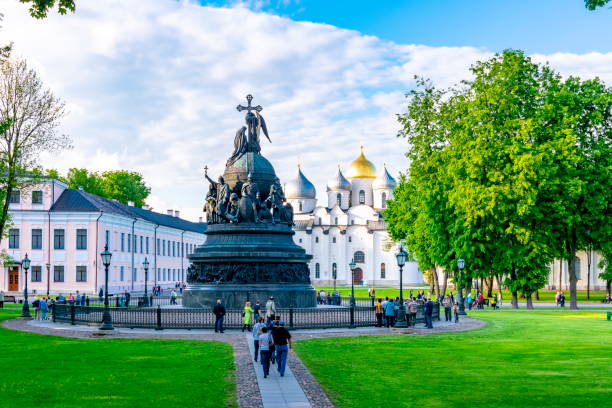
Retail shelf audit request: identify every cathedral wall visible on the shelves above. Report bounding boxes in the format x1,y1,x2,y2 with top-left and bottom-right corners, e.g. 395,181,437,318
350,178,374,207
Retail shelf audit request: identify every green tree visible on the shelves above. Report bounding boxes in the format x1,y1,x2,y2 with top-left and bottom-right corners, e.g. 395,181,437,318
585,0,610,10
100,170,150,207
0,57,70,243
64,168,106,196
18,0,75,19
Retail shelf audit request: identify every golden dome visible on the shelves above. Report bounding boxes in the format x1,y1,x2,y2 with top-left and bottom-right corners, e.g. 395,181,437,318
345,146,377,179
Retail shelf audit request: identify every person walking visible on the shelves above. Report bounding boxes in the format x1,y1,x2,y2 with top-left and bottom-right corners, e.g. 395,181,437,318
477,292,485,310
384,296,395,327
453,301,459,323
0,291,4,309
374,298,383,327
443,295,452,321
424,297,434,329
272,321,292,376
253,300,261,322
124,290,131,307
466,292,472,310
408,297,418,327
259,327,274,378
242,301,254,332
213,299,226,333
252,318,265,362
98,287,104,302
170,289,178,305
265,296,276,324
32,298,40,320
40,297,48,320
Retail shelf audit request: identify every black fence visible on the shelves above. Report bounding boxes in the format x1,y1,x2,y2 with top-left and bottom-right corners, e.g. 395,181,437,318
52,302,440,330
45,295,182,308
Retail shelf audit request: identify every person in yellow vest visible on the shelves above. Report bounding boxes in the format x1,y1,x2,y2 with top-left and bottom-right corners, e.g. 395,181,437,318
375,298,383,327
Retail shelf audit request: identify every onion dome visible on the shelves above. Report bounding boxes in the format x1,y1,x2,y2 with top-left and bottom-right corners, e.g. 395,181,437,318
373,164,396,189
326,165,351,191
345,146,377,179
285,165,316,199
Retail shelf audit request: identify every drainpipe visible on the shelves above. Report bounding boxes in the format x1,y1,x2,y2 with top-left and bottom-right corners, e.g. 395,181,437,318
131,218,136,291
94,211,103,295
47,179,55,295
180,230,185,283
153,224,159,286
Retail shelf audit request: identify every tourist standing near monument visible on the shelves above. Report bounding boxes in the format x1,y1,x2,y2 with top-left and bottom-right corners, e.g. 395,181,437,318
375,298,383,327
265,296,276,324
259,327,274,378
272,321,292,377
242,301,254,332
384,298,395,327
253,300,261,321
424,298,434,329
252,318,265,362
213,299,226,333
443,295,453,321
408,298,418,327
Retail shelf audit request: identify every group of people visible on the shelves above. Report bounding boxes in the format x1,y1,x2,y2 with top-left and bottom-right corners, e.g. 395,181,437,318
555,291,566,307
212,296,278,333
374,296,442,329
30,297,50,320
316,290,342,305
252,317,292,378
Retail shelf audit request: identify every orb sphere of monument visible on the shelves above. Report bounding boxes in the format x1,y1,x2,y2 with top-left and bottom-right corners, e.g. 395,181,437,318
223,152,277,200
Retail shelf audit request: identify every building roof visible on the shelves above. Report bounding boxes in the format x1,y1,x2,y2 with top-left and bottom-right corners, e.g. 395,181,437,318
326,166,351,191
285,166,317,199
373,165,396,190
51,189,207,234
345,146,377,179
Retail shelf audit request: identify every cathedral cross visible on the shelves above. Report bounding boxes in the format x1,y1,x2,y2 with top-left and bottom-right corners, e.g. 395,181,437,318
236,94,263,113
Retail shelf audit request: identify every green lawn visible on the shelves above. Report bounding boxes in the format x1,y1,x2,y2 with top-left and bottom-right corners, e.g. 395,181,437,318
0,309,236,407
314,287,609,302
294,311,612,408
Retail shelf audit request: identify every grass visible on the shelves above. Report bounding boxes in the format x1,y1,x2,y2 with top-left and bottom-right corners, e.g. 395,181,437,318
0,309,236,407
294,311,612,408
314,287,610,302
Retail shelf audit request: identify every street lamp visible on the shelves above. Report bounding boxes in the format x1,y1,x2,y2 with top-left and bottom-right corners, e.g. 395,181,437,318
19,254,32,319
349,258,356,307
142,257,150,306
45,263,51,297
457,256,467,315
394,245,408,328
99,245,114,330
332,263,337,292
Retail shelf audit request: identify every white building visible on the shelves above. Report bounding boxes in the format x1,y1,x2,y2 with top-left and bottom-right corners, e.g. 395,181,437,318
285,147,423,287
1,179,206,295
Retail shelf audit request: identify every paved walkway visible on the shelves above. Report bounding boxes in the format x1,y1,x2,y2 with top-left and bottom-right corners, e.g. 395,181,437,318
245,333,311,408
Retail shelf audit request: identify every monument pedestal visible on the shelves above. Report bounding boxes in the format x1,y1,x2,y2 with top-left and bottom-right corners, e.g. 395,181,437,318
184,283,315,309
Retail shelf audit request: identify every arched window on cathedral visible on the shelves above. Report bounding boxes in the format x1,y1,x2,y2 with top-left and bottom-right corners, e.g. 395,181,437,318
381,192,387,208
332,237,336,243
359,190,365,204
380,263,386,279
334,217,338,225
354,251,365,263
348,236,352,242
332,263,337,279
299,202,303,212
315,263,320,279
336,193,342,206
315,236,319,243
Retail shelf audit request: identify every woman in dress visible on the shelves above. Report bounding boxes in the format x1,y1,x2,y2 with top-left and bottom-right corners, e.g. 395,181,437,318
242,301,254,332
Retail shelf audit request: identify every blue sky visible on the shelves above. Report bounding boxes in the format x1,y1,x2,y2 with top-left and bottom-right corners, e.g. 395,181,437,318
3,0,611,220
207,0,612,54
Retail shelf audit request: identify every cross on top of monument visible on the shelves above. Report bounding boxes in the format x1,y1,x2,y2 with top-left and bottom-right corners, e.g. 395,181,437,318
236,94,263,113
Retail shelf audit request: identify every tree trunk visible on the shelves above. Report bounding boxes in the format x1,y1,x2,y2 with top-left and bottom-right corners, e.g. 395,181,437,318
511,265,518,309
431,266,440,297
586,248,592,300
607,280,611,296
429,268,435,295
526,294,534,309
486,276,494,297
441,270,448,297
0,176,14,243
534,290,540,301
558,259,562,291
567,228,578,310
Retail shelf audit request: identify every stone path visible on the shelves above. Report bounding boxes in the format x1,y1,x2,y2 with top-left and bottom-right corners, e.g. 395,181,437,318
3,317,484,408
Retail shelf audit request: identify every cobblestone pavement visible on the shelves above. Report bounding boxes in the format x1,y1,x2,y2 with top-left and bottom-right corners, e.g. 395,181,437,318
3,317,484,408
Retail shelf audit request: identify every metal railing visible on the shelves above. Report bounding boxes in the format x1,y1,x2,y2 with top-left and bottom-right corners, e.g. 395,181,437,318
52,302,440,330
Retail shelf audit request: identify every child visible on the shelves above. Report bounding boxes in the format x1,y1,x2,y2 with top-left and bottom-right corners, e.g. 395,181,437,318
453,302,459,323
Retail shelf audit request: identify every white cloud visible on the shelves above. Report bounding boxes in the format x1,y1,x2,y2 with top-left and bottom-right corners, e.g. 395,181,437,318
1,0,610,221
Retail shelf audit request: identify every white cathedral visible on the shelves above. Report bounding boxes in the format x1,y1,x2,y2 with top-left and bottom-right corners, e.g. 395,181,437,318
285,147,423,287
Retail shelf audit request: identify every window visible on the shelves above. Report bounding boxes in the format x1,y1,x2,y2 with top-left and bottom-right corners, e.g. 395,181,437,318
351,220,355,225
157,238,161,255
336,193,341,206
76,265,87,282
173,269,176,281
120,266,124,281
299,238,302,243
172,242,176,257
32,190,43,204
76,229,88,250
31,229,42,249
348,236,352,243
315,263,320,279
353,251,365,263
332,263,337,279
132,268,137,281
315,237,319,243
334,217,338,225
121,233,125,251
299,202,303,211
332,237,336,243
381,192,387,208
163,268,167,281
133,235,137,252
53,265,64,282
140,235,143,253
146,237,149,254
162,240,166,256
167,240,171,256
181,242,184,257
104,230,109,247
359,190,365,204
380,263,386,279
157,268,160,281
31,265,42,282
9,190,20,204
8,229,19,249
53,229,65,249
127,234,131,252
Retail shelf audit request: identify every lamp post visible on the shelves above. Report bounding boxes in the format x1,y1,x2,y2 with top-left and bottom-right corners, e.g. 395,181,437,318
142,257,150,307
457,256,467,315
45,263,51,297
394,245,408,328
332,263,337,292
99,245,114,330
19,254,32,319
348,258,356,328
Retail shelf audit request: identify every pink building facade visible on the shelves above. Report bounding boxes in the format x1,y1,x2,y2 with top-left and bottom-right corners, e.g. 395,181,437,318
0,179,206,295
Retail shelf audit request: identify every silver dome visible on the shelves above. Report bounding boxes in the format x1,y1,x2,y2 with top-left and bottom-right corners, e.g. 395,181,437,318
285,166,316,199
326,167,351,191
373,165,396,190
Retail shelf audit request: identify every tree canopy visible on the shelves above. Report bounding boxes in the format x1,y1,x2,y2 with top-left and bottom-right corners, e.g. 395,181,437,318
585,0,611,10
385,50,612,308
18,0,75,19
